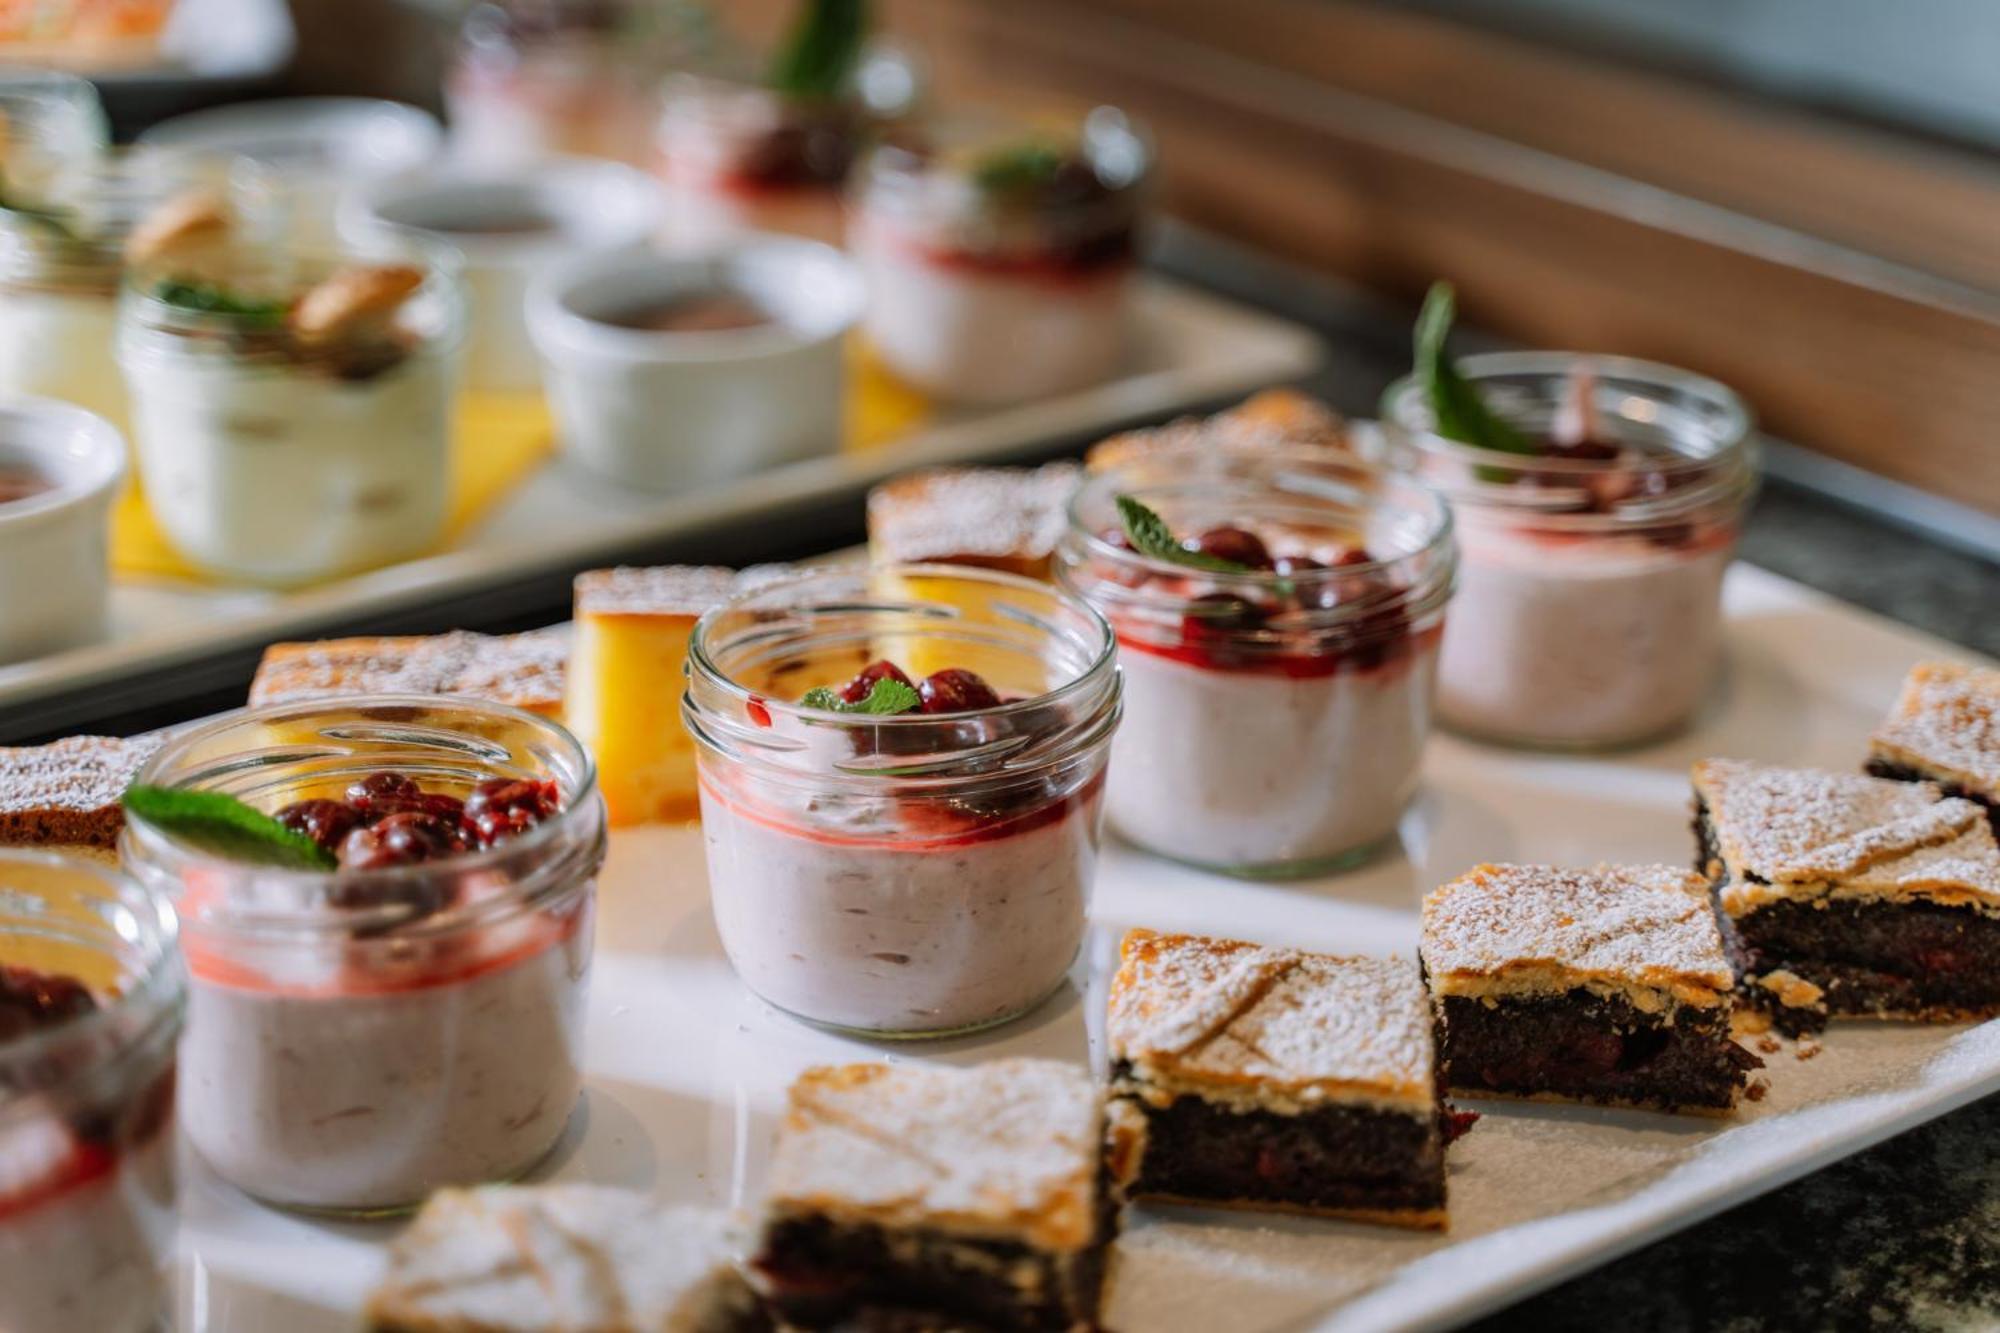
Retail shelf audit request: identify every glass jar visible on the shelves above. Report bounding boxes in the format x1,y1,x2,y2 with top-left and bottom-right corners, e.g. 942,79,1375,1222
121,696,604,1216
683,563,1121,1037
0,70,108,206
1377,352,1756,749
0,849,182,1333
447,0,688,168
0,148,280,441
116,234,465,586
1059,450,1456,877
851,105,1151,404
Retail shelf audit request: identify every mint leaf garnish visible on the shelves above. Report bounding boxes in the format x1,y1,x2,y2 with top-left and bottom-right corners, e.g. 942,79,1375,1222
152,279,288,325
798,677,921,715
768,0,868,100
123,785,336,871
1414,281,1537,457
1116,495,1256,575
973,141,1067,196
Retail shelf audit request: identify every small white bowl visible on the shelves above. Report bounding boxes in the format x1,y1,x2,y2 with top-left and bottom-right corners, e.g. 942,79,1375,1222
528,238,863,492
0,397,125,664
138,98,443,241
342,157,665,394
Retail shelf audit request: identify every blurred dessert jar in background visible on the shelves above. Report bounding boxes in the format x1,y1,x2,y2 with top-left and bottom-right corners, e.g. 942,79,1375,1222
118,237,465,586
121,697,605,1215
0,398,125,664
138,98,443,241
852,105,1151,404
344,157,663,393
528,235,861,492
446,0,692,169
1376,286,1756,750
0,149,280,438
0,850,182,1333
1060,442,1455,876
655,0,917,249
0,70,108,204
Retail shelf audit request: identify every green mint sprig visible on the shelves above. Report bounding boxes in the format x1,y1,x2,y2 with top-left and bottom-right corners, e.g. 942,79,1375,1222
768,0,868,100
798,676,921,715
972,141,1067,196
123,785,336,871
1116,495,1255,575
152,279,289,325
1414,281,1537,457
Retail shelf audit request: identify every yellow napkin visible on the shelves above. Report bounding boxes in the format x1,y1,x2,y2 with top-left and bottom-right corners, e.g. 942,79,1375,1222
111,342,933,584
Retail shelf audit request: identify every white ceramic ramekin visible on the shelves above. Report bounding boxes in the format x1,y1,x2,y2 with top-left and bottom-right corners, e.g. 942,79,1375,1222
0,397,125,663
138,98,443,241
527,237,863,492
342,157,665,393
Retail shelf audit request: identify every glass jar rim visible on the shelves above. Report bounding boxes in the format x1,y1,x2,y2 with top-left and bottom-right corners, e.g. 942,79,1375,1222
122,694,603,938
0,848,183,1100
684,562,1121,788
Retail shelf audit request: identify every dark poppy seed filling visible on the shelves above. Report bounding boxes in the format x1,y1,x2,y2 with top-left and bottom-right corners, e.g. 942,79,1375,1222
1864,758,2000,836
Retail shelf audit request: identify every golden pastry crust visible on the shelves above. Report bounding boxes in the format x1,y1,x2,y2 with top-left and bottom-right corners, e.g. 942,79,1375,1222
291,263,425,339
0,735,162,849
1693,759,2000,914
249,629,569,717
1085,388,1347,472
865,463,1081,578
1107,929,1434,1112
764,1060,1103,1256
1420,863,1734,1012
1869,661,2000,802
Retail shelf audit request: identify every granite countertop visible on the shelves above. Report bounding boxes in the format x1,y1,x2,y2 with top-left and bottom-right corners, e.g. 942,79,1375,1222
1148,228,2000,1331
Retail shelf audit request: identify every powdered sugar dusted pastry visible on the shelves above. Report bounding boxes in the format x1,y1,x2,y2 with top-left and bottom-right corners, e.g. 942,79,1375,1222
866,462,1081,579
1106,928,1461,1229
1422,863,1762,1112
754,1059,1112,1331
0,734,162,856
1085,389,1347,473
1867,661,2000,833
1692,759,2000,1033
368,1185,769,1332
249,629,570,717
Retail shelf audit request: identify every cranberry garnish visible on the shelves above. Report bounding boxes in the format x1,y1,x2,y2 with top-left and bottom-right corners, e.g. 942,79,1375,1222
918,669,1002,715
1185,526,1274,570
463,777,561,847
747,697,773,728
0,964,97,1041
275,798,365,854
1272,554,1324,576
1441,1106,1481,1144
1181,592,1267,641
346,771,421,812
338,811,458,871
838,660,915,704
1328,546,1374,568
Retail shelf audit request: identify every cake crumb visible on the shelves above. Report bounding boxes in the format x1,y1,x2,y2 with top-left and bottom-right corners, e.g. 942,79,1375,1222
1732,1008,1774,1037
1755,1036,1781,1055
1795,1036,1822,1061
1744,1078,1770,1102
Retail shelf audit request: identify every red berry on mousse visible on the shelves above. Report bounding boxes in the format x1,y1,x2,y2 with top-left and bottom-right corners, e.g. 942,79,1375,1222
1186,526,1274,570
338,810,460,871
918,668,1003,714
275,798,366,855
346,771,422,812
0,964,97,1041
839,660,915,704
463,777,562,847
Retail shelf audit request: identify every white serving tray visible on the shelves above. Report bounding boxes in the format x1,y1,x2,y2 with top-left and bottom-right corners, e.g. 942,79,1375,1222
0,276,1320,723
170,563,2000,1333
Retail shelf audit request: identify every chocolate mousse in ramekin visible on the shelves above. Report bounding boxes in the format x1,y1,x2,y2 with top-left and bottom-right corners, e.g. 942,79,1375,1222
1377,353,1756,749
1060,451,1456,877
121,696,605,1216
683,564,1121,1037
851,106,1151,404
0,849,182,1333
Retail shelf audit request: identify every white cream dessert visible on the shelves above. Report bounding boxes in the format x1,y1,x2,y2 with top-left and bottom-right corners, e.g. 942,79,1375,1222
118,249,462,585
852,109,1149,404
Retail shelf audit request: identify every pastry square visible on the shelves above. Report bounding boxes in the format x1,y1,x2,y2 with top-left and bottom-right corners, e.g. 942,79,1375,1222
866,461,1081,580
1105,928,1459,1230
1084,389,1347,472
367,1185,769,1332
0,735,162,856
1867,662,2000,834
1692,758,2000,1034
250,628,570,717
754,1059,1112,1332
1422,863,1761,1113
566,565,776,826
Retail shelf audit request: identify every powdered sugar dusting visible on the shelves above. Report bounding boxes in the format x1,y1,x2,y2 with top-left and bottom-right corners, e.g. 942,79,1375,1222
0,735,161,845
1841,825,2000,902
574,565,741,617
1086,389,1348,471
1872,661,2000,799
1108,931,1433,1103
250,628,570,713
766,1059,1101,1254
867,463,1080,568
1694,760,1991,896
1421,863,1731,995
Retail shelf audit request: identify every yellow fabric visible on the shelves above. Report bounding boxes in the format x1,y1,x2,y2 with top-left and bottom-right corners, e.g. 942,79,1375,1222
110,341,933,584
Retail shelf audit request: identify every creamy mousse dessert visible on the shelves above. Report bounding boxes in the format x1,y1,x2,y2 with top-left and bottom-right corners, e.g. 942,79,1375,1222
852,107,1151,404
1060,451,1455,875
121,696,604,1214
683,564,1121,1035
1376,284,1756,749
118,239,463,584
0,850,182,1333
